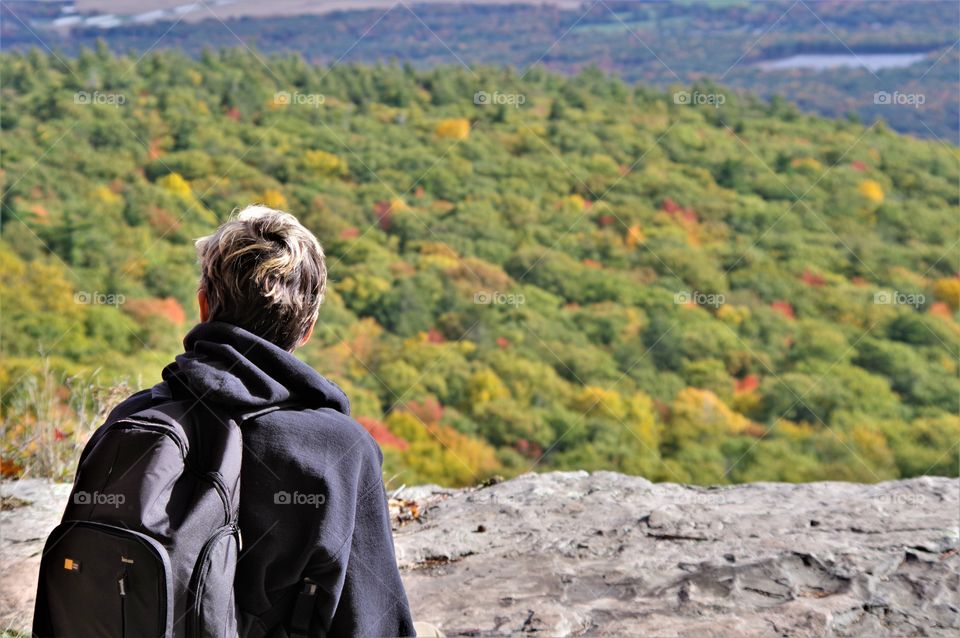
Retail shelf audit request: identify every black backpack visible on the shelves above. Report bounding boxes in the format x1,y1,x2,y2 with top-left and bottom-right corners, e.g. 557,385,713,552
32,396,312,638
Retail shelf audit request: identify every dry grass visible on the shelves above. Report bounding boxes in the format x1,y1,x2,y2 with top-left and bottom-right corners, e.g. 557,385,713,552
0,361,131,481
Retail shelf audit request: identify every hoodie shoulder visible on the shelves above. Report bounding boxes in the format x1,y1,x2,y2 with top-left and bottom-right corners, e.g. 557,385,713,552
257,406,384,472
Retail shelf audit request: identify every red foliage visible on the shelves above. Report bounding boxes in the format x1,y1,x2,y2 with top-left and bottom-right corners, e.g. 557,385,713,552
512,438,543,459
582,258,602,269
653,398,670,423
356,416,409,450
596,214,615,227
800,269,825,287
426,328,445,343
495,336,510,349
339,226,360,239
405,397,444,425
147,206,181,234
54,428,67,442
660,197,698,223
373,200,393,230
851,160,868,172
225,106,241,121
124,297,187,326
771,300,795,319
661,197,683,214
734,374,760,394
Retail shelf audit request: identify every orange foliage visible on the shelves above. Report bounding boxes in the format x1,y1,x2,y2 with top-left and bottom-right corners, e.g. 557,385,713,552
929,302,954,319
933,277,960,311
1,456,24,478
734,374,760,394
625,224,645,247
148,138,163,160
123,297,187,326
30,203,50,224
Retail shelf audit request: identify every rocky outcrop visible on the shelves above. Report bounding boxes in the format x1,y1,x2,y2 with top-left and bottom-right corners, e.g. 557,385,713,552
3,472,958,637
392,472,959,637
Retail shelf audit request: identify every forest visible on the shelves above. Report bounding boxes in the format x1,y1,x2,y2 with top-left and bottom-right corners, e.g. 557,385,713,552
2,0,957,142
1,47,958,488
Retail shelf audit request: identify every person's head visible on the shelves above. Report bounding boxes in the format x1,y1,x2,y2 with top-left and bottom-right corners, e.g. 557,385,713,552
195,205,326,351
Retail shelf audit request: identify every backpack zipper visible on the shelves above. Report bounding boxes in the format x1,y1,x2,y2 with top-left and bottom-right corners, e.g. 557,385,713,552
113,418,188,459
60,521,172,637
187,523,238,638
117,570,127,638
113,417,233,525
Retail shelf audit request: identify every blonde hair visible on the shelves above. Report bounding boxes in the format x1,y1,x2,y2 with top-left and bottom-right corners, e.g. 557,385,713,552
195,205,326,350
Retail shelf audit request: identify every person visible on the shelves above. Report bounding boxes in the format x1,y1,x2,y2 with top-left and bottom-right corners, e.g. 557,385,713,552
103,205,417,636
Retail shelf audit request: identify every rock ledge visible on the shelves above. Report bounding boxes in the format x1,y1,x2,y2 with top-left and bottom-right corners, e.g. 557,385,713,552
3,472,958,637
392,471,959,637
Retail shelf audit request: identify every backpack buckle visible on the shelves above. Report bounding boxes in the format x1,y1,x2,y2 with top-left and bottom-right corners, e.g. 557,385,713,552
289,578,319,636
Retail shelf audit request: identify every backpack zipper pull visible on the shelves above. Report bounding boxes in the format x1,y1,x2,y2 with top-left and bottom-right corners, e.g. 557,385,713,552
117,572,127,597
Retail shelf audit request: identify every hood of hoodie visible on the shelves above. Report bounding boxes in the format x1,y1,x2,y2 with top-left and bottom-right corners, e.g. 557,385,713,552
161,321,350,416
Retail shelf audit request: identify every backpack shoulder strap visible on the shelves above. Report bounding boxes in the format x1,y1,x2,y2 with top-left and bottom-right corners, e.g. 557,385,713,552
257,578,324,637
289,578,322,637
236,400,302,425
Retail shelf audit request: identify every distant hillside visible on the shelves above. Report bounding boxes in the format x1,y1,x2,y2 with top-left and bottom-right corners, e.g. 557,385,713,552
1,50,958,488
2,0,957,141
73,0,583,22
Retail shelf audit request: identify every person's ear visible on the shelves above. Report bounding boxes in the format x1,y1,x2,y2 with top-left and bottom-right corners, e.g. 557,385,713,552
297,321,316,348
198,289,210,322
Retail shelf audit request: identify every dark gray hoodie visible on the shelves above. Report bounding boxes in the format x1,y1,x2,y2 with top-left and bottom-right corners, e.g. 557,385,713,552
102,321,415,637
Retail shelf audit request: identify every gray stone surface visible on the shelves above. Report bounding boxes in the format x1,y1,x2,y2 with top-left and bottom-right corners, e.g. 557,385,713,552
1,479,73,634
2,472,958,637
393,472,960,637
